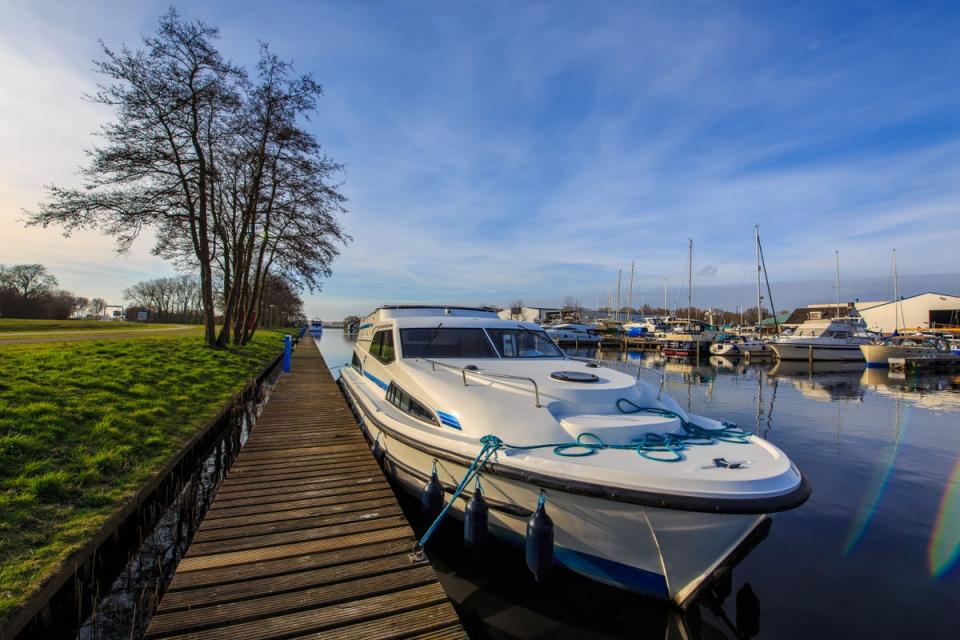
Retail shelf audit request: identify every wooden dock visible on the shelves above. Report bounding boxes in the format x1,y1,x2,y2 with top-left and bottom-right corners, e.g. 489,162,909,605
144,345,465,639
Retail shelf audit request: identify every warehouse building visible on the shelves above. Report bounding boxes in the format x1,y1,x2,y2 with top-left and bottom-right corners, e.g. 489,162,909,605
856,292,960,334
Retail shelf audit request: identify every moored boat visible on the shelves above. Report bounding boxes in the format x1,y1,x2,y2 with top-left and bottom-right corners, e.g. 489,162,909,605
769,318,872,361
544,323,602,345
308,317,323,337
339,305,810,604
860,334,957,368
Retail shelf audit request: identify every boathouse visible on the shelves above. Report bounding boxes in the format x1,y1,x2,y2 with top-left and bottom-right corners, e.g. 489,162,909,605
856,292,960,334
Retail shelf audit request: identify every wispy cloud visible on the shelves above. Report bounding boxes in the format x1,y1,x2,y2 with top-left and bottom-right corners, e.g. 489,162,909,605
1,1,959,319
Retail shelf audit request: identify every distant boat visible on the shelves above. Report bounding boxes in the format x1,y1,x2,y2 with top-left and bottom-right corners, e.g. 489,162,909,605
659,319,718,357
709,335,770,358
769,318,873,361
861,334,959,368
309,318,323,337
544,323,601,344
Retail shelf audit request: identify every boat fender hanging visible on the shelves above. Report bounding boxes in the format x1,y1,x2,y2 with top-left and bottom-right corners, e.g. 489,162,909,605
525,491,554,583
463,476,489,551
421,460,444,522
371,433,385,464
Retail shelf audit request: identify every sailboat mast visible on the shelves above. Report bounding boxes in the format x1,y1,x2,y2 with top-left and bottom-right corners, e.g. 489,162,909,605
663,278,668,316
756,224,762,329
688,238,693,320
835,250,841,319
616,269,622,321
893,248,900,332
628,261,635,321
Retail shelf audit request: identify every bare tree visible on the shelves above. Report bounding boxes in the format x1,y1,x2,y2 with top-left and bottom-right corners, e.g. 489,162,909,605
28,9,347,346
1,264,58,298
89,298,107,317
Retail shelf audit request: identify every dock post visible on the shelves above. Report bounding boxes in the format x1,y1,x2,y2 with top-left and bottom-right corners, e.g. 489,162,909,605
283,334,292,372
808,345,813,367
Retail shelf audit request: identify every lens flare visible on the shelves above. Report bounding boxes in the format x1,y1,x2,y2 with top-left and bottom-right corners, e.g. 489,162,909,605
843,402,908,556
928,458,960,578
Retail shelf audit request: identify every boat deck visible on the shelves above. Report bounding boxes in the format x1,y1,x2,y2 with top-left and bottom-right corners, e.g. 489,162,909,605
144,344,465,639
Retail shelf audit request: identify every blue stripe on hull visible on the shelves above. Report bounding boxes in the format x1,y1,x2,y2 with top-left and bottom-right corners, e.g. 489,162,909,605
363,370,389,391
864,362,888,368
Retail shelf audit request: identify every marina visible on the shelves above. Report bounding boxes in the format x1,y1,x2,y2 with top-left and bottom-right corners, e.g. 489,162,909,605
316,327,959,638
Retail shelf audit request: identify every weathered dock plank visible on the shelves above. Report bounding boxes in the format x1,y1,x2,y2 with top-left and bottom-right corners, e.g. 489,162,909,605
145,345,465,639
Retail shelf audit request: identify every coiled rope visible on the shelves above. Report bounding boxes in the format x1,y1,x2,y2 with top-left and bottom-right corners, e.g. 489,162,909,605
414,403,750,552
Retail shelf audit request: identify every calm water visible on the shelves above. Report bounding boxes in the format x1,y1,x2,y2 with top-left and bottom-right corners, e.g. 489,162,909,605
317,329,960,639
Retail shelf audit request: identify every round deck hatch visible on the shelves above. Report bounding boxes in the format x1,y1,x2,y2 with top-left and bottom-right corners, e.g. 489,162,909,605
550,370,600,383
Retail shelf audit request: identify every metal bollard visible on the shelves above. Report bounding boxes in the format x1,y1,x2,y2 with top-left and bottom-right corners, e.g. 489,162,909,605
283,335,292,372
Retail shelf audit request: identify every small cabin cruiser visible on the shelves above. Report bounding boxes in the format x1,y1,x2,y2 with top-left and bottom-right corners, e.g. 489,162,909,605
768,317,872,362
861,334,960,368
544,323,602,345
710,336,771,358
657,319,718,358
308,317,323,338
339,305,810,604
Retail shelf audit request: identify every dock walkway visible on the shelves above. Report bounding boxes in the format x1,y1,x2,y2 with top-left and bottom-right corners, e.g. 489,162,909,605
145,344,465,639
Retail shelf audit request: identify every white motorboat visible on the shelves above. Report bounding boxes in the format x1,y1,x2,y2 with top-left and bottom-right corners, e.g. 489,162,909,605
860,334,958,368
710,336,771,358
339,305,810,604
544,323,602,344
308,317,323,338
768,318,873,361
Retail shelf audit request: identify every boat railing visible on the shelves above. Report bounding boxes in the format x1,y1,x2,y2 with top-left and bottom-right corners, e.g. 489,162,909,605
420,358,543,408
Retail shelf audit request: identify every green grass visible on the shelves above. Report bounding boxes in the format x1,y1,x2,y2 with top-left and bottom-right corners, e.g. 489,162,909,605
0,319,181,333
0,331,288,624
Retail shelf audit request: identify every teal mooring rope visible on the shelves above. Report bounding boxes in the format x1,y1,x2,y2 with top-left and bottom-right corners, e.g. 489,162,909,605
413,401,751,552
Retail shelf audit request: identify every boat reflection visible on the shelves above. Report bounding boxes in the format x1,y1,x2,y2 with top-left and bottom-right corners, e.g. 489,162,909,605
767,360,865,403
861,369,960,413
414,493,768,640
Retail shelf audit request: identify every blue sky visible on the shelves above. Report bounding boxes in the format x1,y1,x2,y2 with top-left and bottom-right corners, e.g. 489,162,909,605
1,1,959,319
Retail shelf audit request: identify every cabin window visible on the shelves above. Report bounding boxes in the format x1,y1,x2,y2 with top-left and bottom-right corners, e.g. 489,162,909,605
371,329,395,364
351,352,362,372
486,328,564,358
400,328,497,358
809,311,822,320
386,382,438,425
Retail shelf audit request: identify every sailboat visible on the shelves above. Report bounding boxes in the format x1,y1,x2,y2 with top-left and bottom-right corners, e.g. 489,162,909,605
659,240,718,357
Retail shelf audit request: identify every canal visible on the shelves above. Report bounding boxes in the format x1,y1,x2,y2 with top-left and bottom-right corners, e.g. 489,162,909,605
317,328,959,639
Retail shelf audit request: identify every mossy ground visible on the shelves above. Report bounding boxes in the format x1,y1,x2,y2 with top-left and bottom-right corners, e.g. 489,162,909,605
0,331,290,624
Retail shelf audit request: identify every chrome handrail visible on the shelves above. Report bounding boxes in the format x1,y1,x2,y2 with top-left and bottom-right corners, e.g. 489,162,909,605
420,358,542,408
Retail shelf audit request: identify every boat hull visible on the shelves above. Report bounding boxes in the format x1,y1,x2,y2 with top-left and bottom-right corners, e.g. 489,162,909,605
859,344,949,368
769,342,865,362
340,373,769,605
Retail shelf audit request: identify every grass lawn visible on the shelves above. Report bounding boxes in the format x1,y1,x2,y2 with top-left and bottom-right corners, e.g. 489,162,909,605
0,319,180,333
0,331,290,625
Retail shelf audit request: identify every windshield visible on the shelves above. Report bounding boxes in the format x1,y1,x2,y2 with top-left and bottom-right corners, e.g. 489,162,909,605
487,328,564,358
400,328,497,358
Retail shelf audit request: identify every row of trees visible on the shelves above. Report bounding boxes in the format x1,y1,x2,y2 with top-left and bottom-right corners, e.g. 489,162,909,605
122,272,304,326
29,9,347,347
124,275,203,324
0,264,94,319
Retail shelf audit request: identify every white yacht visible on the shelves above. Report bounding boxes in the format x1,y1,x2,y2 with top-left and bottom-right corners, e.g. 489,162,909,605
544,322,602,344
768,317,873,362
339,305,810,604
